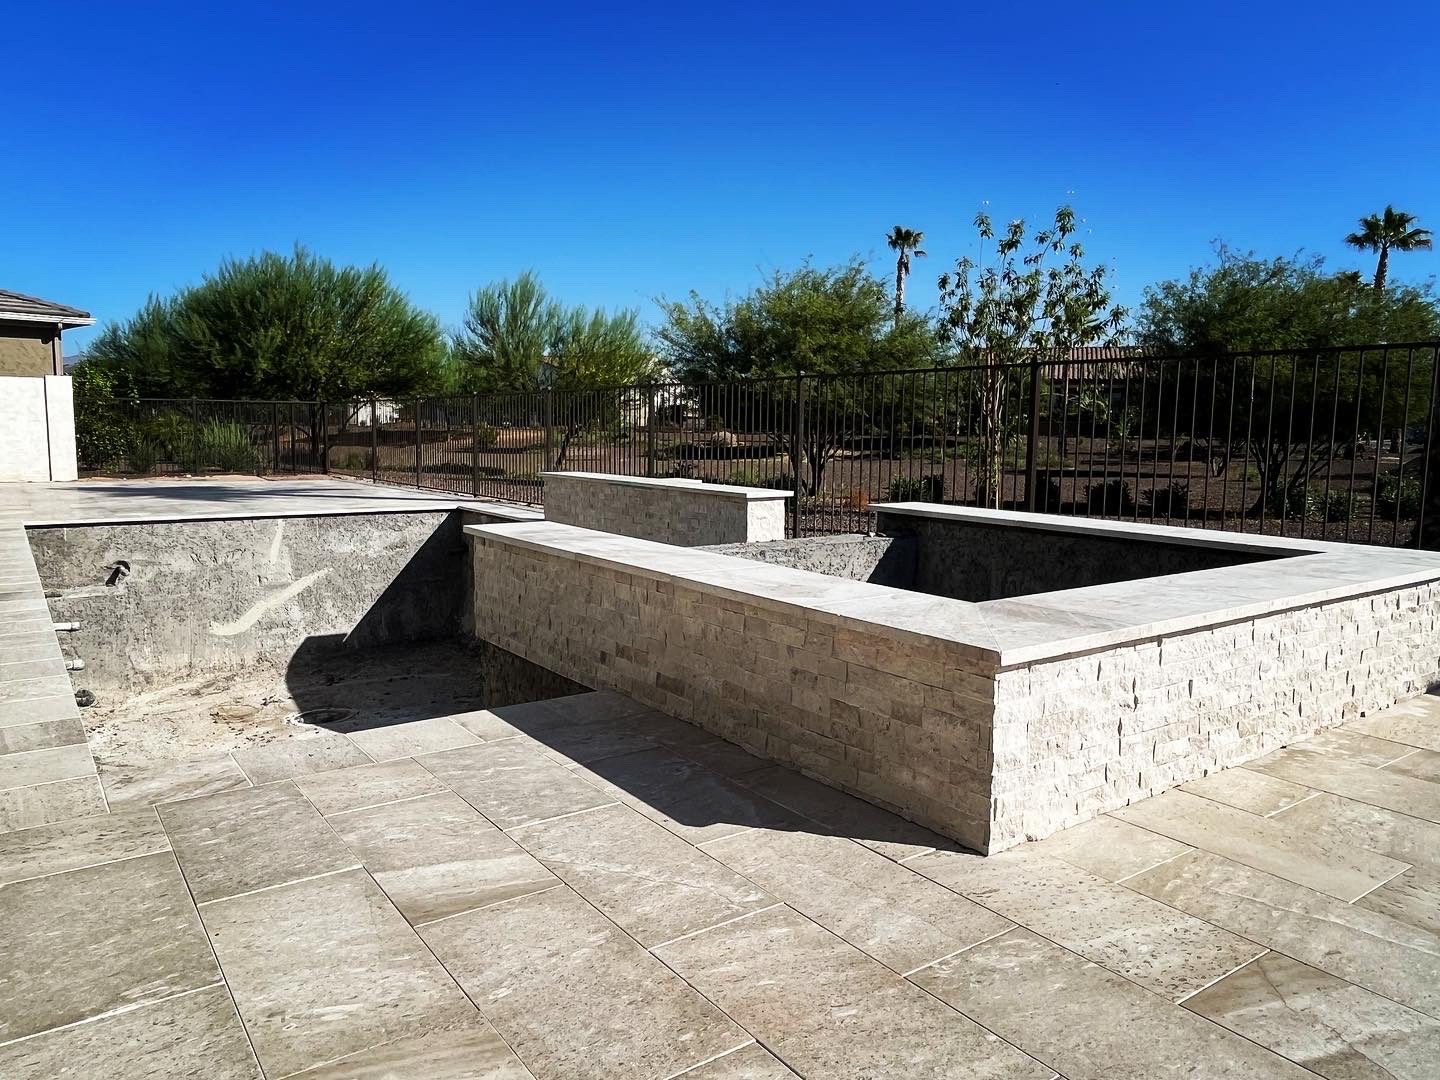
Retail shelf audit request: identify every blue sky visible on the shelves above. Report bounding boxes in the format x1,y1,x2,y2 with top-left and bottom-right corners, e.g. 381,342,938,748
6,1,1439,355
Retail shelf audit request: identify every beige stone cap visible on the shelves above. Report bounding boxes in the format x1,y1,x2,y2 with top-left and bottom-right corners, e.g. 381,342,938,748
540,471,790,501
468,511,1440,670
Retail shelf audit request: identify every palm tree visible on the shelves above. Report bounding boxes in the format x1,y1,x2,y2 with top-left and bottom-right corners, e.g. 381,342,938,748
1345,206,1432,290
885,226,926,324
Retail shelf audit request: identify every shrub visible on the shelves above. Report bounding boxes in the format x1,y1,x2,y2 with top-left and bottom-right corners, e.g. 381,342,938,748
1087,479,1135,516
1266,481,1321,520
887,474,944,503
196,421,258,473
728,468,793,490
1323,488,1357,523
72,366,134,469
1375,474,1422,518
127,435,161,475
475,423,498,450
1141,482,1190,518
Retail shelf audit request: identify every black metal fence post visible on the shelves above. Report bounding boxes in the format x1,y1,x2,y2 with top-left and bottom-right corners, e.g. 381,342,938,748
414,398,423,489
271,401,280,475
791,370,805,538
472,393,481,497
320,402,329,474
370,397,379,483
190,397,200,474
543,389,555,472
1024,357,1042,511
646,384,658,477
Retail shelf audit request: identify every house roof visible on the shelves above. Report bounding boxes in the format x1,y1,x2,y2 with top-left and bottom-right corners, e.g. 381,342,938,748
0,289,94,328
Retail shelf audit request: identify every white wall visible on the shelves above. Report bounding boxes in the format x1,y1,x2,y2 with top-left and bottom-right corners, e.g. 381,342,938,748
0,376,78,482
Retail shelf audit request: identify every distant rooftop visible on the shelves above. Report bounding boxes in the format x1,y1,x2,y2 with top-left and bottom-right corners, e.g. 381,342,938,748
0,289,94,327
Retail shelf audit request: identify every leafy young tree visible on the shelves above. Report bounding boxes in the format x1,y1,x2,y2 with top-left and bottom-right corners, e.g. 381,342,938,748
655,260,939,495
451,272,658,391
85,246,447,401
451,273,660,468
885,226,926,325
936,206,1126,506
1345,206,1433,291
1137,248,1440,516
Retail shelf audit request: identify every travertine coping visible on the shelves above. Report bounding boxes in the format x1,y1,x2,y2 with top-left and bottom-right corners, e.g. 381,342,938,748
539,471,790,501
467,507,1440,669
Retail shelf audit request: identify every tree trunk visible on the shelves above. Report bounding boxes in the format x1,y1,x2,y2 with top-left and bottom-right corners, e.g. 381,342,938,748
1375,245,1390,291
894,257,906,325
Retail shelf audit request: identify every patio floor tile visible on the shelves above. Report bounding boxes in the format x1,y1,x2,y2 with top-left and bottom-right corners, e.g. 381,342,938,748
420,885,748,1080
1179,767,1317,816
329,791,557,925
510,802,773,947
1271,791,1440,867
911,927,1314,1080
1126,850,1440,1018
1113,789,1409,901
201,867,477,1078
735,764,947,860
0,805,167,885
1246,750,1440,823
342,717,481,762
229,729,371,784
702,827,1011,974
0,742,96,790
1384,749,1440,784
286,1015,535,1079
100,754,251,811
0,716,86,756
419,741,614,830
654,904,1050,1079
678,1042,798,1078
578,749,802,845
1347,698,1440,752
0,774,107,833
1356,863,1440,934
294,757,446,815
160,781,357,903
0,695,79,730
911,848,1263,1000
0,851,219,1043
1184,952,1440,1080
0,984,260,1080
1027,813,1191,881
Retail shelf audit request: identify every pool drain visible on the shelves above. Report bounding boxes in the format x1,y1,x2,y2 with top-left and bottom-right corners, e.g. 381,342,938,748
288,708,356,728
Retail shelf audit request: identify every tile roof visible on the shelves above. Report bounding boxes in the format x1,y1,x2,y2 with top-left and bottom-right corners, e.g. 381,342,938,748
0,289,92,323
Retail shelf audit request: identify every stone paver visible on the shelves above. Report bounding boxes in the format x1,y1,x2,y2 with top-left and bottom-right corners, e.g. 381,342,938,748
421,885,749,1080
294,756,447,815
1184,952,1440,1080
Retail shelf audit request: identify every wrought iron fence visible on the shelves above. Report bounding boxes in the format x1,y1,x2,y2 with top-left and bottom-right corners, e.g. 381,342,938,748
78,339,1440,547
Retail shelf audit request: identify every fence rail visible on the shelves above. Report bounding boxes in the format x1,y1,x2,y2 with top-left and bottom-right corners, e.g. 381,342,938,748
78,340,1440,548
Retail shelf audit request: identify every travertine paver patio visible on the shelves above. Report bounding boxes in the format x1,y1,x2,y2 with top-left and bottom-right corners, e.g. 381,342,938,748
1,685,1438,1078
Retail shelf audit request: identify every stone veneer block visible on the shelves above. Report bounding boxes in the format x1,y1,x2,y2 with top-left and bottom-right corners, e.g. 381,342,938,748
541,471,788,546
466,505,1440,853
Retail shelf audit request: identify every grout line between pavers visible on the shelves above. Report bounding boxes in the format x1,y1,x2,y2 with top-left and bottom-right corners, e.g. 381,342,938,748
325,788,452,819
646,902,787,952
898,924,1020,978
0,981,228,1052
1348,860,1414,904
1174,949,1269,1006
193,863,361,908
503,801,620,832
660,1039,758,1079
411,882,568,929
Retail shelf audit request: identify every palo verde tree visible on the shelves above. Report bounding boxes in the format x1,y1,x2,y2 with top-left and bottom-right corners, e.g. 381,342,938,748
885,226,927,325
655,260,939,496
1138,248,1440,518
451,272,661,467
936,206,1126,507
84,246,447,401
1345,206,1433,291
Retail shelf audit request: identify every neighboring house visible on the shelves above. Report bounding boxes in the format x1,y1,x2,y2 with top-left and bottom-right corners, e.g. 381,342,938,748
0,289,94,377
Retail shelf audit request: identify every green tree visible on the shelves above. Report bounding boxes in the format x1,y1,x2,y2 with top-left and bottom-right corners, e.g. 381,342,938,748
936,206,1126,506
86,246,447,400
655,260,939,495
452,273,660,468
885,226,926,325
451,271,658,391
1138,248,1440,517
1345,206,1433,291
